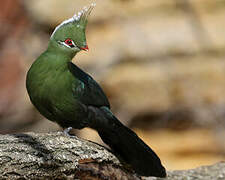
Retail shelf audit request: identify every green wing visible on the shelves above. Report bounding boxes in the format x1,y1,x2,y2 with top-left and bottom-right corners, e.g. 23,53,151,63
68,62,110,108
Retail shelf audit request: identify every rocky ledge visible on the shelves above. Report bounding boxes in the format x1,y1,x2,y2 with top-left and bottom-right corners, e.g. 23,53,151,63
146,162,225,180
0,132,224,179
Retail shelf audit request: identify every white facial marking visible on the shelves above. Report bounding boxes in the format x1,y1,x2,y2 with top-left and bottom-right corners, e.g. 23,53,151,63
61,42,71,48
59,40,77,49
51,17,74,38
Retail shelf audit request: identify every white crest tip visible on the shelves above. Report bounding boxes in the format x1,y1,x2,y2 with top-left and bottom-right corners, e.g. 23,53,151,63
50,3,96,39
83,6,88,11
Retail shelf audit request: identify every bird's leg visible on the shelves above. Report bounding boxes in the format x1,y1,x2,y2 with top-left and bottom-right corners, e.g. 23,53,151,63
63,127,75,137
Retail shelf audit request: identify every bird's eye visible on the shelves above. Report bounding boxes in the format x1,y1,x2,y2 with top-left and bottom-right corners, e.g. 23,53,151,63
64,38,75,48
65,39,73,46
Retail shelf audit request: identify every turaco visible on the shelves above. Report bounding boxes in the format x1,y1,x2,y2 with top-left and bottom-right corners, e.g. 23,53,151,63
26,3,166,177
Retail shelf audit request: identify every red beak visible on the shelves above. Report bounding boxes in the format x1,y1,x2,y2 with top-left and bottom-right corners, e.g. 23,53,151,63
80,45,89,51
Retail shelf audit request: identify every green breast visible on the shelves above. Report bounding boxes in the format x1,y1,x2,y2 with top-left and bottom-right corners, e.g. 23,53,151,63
26,51,85,127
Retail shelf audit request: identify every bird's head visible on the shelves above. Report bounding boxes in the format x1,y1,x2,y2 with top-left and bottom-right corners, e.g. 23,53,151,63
48,3,96,56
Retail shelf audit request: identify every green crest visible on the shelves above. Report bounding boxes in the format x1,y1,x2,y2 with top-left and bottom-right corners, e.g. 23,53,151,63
49,3,96,52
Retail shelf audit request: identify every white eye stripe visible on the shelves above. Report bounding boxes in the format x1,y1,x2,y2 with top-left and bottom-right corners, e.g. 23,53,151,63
72,40,76,47
59,40,77,49
62,42,72,48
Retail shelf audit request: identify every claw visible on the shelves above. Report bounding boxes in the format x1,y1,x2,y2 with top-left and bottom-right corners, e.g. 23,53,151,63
63,127,76,138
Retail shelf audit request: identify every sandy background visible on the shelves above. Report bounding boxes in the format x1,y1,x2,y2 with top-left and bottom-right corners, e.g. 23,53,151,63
0,0,225,170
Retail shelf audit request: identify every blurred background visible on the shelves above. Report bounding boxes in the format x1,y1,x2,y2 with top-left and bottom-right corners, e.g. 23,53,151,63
1,0,225,170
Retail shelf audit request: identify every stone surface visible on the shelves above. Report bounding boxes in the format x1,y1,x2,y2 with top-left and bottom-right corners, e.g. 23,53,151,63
0,132,140,179
0,131,224,179
146,162,225,180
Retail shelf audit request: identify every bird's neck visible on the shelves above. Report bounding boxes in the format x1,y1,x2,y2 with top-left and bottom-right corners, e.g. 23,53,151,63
36,48,74,73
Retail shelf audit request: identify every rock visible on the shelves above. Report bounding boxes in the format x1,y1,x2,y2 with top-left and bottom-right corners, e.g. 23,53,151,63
0,131,224,179
0,132,139,179
145,162,225,180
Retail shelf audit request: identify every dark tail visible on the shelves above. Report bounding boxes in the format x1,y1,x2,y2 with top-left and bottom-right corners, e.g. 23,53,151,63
88,106,166,177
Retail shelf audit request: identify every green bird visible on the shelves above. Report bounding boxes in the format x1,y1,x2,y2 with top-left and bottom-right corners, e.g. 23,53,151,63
26,4,166,177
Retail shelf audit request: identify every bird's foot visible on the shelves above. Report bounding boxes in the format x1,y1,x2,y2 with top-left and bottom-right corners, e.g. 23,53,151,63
63,127,76,138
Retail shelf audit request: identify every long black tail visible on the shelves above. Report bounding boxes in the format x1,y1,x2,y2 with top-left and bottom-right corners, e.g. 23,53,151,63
88,106,166,177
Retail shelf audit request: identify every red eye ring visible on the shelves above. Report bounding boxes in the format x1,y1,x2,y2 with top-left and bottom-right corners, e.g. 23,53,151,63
64,38,73,46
